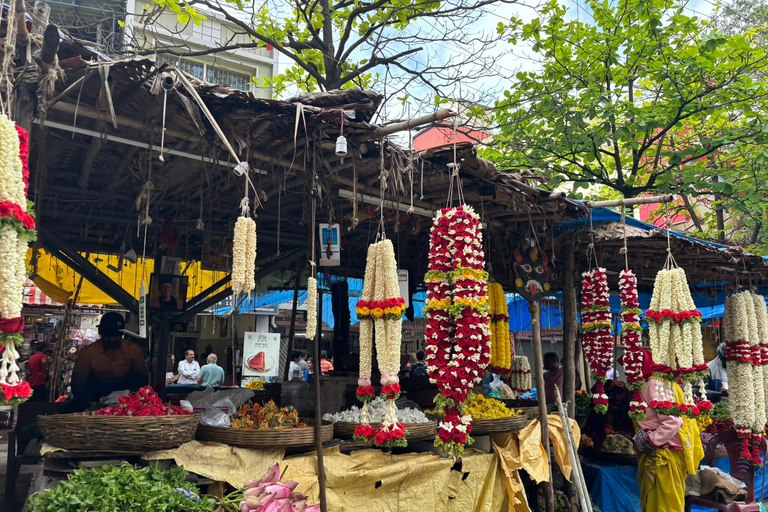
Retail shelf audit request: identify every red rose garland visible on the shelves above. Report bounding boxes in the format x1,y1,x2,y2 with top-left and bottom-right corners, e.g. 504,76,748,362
425,205,490,459
580,267,612,413
619,270,646,420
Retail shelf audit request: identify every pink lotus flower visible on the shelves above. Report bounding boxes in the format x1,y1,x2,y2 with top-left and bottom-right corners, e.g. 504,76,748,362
265,483,293,499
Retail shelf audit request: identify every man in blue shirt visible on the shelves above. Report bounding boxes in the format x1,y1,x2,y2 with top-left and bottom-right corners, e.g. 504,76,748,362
196,353,225,388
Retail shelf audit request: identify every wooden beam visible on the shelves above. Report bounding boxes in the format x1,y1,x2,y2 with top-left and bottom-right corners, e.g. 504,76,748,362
530,300,555,512
14,0,29,63
562,237,577,418
31,1,50,37
184,274,231,309
40,24,59,65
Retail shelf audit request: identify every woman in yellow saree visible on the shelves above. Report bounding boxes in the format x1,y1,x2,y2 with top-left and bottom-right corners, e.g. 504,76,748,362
634,351,704,512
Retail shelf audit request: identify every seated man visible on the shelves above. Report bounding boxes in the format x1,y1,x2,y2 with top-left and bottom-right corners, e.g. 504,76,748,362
196,353,225,388
71,312,148,403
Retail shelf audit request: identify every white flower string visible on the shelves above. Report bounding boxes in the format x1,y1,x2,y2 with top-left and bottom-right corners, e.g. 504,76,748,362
725,291,762,465
231,197,256,297
510,355,532,395
0,116,35,401
754,293,768,443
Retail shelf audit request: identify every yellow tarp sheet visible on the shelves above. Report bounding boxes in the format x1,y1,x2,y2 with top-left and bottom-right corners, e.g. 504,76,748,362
26,249,229,305
145,442,511,511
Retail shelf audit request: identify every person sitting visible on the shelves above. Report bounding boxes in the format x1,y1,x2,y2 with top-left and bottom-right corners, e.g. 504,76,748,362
542,352,582,403
176,349,200,385
707,342,728,392
196,353,225,388
409,350,428,377
71,312,148,403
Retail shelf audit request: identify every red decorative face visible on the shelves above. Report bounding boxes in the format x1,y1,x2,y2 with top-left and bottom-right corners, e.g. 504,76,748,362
513,248,552,301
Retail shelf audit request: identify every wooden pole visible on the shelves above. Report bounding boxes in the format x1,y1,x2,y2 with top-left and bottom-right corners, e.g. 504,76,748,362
554,386,590,512
562,237,577,418
530,301,555,512
585,194,674,209
230,309,238,386
309,164,328,512
283,262,302,381
372,109,457,138
49,275,83,401
152,311,172,393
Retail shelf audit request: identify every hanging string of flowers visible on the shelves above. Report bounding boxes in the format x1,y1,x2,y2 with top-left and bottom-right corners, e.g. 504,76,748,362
487,282,511,375
353,240,407,447
754,294,768,446
580,267,611,414
0,117,35,396
510,355,532,395
724,292,760,464
747,293,766,467
306,277,317,341
619,270,646,420
425,205,490,459
646,268,710,418
231,199,256,298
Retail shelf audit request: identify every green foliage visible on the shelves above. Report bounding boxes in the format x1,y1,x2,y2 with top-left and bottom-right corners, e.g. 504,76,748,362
28,463,216,512
488,0,768,206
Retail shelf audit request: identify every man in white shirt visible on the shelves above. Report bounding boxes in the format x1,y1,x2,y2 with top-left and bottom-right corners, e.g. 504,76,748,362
177,349,200,385
288,349,303,380
707,343,728,391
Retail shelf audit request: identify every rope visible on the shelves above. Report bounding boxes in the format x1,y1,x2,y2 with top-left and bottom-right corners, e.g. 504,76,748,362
240,196,251,217
1,0,18,115
377,140,387,241
620,206,629,270
664,202,677,270
159,88,168,161
586,208,598,270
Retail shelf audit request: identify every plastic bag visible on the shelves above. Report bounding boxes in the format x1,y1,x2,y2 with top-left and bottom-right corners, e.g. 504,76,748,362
699,465,746,489
200,404,231,427
212,397,237,416
186,388,255,410
497,383,515,399
179,400,194,413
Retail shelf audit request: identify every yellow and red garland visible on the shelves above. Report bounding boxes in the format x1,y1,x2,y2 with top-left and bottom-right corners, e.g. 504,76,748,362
487,283,511,375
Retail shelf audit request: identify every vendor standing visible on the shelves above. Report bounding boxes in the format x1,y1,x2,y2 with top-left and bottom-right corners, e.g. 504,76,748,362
71,312,148,402
634,349,703,512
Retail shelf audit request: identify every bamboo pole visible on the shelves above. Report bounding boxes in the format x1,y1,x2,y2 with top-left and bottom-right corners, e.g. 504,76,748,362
530,301,555,512
554,385,590,512
562,237,577,418
282,262,302,381
49,275,83,401
372,109,457,138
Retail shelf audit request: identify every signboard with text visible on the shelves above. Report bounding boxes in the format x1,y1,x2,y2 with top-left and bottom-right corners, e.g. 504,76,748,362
242,331,281,378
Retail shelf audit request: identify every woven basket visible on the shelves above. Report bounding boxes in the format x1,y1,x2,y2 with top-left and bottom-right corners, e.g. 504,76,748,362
471,415,529,434
196,420,333,448
333,421,437,441
38,413,201,452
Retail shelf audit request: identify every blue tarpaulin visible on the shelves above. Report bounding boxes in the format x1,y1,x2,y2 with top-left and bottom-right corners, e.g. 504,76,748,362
585,458,768,512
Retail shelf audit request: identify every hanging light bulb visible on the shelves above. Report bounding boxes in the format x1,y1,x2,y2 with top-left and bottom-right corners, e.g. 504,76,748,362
336,135,347,156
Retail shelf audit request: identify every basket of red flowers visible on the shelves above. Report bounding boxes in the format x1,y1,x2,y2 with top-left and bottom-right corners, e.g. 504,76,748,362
38,387,200,452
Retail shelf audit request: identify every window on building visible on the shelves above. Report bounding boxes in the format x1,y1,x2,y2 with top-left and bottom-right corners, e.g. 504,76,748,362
192,18,221,44
206,66,253,91
155,54,205,81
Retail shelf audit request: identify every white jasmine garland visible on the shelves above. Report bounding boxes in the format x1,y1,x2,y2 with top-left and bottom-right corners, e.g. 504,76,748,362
0,116,24,210
754,293,768,431
725,293,757,438
231,216,256,297
0,225,24,319
306,277,317,340
323,397,429,423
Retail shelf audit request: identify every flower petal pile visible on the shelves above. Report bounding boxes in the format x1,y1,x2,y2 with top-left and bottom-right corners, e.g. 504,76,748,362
487,283,511,374
424,205,490,458
237,463,319,512
0,117,34,400
580,267,611,413
95,387,190,416
646,268,710,418
619,270,646,420
354,240,407,448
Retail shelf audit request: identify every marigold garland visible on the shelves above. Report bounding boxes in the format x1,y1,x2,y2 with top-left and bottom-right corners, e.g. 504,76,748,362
487,283,511,374
619,270,646,420
0,117,34,396
424,205,490,459
580,267,611,413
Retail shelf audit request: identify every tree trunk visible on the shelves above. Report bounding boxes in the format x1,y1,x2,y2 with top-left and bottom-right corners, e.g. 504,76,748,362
562,237,577,418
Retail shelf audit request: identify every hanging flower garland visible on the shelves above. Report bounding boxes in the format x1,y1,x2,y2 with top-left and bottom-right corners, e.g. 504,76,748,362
747,293,766,467
725,292,760,464
353,240,407,448
754,293,768,440
0,117,35,395
646,268,710,418
580,267,611,413
425,205,490,459
619,270,646,420
306,277,318,341
487,282,511,375
510,355,532,395
231,206,256,297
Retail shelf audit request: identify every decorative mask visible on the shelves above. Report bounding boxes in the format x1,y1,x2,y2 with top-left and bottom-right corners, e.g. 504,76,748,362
513,247,552,301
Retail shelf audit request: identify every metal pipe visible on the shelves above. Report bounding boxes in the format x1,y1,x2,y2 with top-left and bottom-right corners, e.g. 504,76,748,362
337,188,435,217
586,194,675,209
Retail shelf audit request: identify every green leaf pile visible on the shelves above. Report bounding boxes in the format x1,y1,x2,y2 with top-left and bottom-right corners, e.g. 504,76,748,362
28,463,216,512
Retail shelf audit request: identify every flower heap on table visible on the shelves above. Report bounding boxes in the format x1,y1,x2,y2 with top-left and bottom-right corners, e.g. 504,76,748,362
236,463,319,512
724,291,766,465
424,205,491,458
646,267,711,419
580,267,612,413
619,270,646,420
487,283,511,375
96,387,190,416
0,117,35,399
354,239,407,448
510,355,532,396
